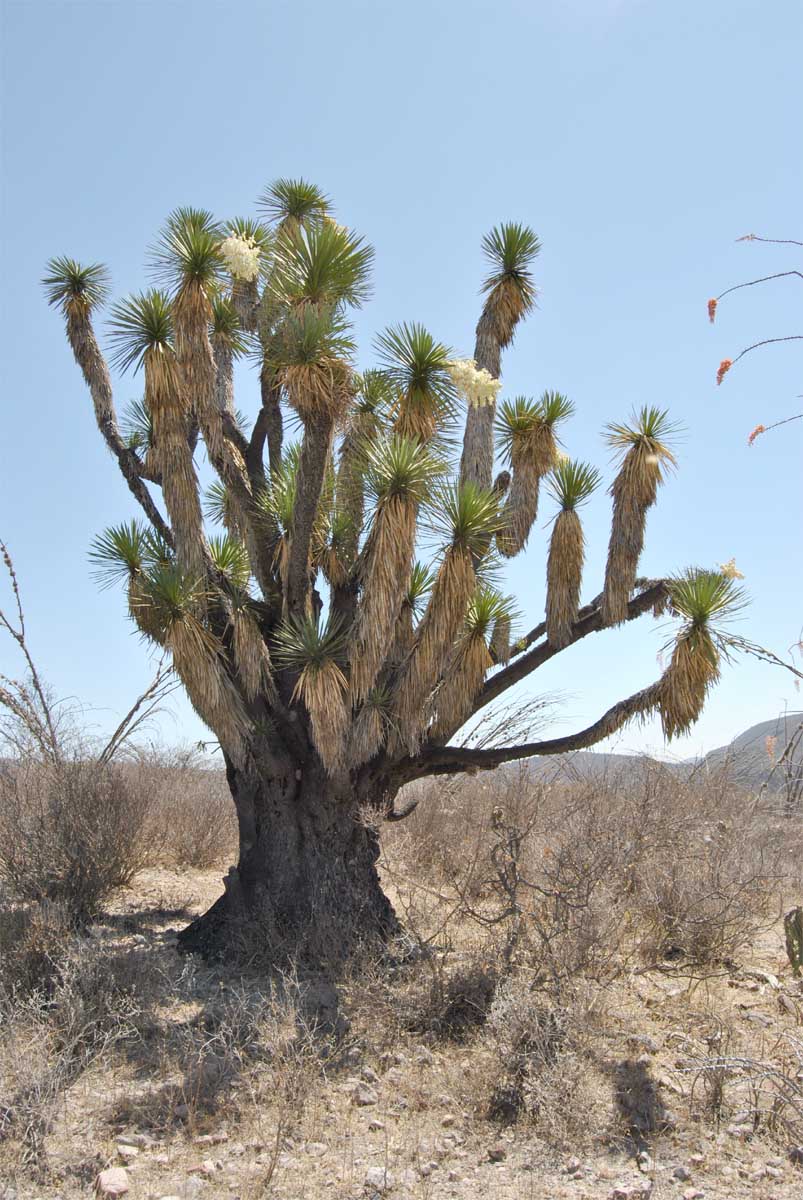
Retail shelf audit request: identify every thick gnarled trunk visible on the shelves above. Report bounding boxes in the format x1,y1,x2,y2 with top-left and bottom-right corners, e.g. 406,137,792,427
177,753,398,965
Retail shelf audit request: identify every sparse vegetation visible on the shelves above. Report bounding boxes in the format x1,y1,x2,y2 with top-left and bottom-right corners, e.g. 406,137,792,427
0,761,801,1195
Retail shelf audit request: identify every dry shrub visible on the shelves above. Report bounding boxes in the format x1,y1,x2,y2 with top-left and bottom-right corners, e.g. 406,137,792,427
109,968,320,1140
0,758,150,924
128,745,236,868
0,901,73,998
485,975,605,1145
635,821,779,964
0,931,161,1173
386,758,789,978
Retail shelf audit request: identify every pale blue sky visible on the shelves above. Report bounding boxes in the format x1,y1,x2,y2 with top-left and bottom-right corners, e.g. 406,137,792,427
1,0,801,758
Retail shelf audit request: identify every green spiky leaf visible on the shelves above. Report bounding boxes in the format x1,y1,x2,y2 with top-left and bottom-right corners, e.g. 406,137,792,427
151,206,224,293
209,535,251,590
363,435,442,506
258,178,331,226
107,290,173,373
427,481,502,556
480,223,540,299
406,561,435,615
142,563,208,620
667,567,748,636
539,390,575,427
605,405,680,467
89,521,148,589
121,397,153,452
272,612,347,672
496,396,543,464
210,296,248,355
43,257,110,314
464,585,519,641
273,303,356,367
375,322,456,427
547,458,601,511
270,220,374,310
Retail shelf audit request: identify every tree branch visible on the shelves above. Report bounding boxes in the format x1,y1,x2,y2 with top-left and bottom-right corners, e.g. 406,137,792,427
248,370,284,482
392,680,662,783
97,659,181,765
715,271,803,303
472,578,667,716
729,335,803,372
65,310,174,546
285,416,335,616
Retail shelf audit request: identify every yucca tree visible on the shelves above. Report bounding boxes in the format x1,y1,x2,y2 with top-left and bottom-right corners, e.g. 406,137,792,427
545,459,601,648
601,407,678,625
461,223,540,489
496,391,574,557
45,181,737,965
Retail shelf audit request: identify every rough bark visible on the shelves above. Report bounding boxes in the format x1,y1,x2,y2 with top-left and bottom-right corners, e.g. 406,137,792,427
177,752,398,965
459,309,502,489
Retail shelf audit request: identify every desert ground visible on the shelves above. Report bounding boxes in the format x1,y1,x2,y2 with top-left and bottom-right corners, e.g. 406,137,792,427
2,762,803,1200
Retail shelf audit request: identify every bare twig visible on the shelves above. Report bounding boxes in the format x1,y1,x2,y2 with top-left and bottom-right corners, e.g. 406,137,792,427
97,658,181,765
0,538,62,762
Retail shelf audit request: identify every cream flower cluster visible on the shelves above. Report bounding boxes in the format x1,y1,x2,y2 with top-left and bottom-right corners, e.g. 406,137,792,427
446,359,502,408
718,557,745,580
219,234,261,282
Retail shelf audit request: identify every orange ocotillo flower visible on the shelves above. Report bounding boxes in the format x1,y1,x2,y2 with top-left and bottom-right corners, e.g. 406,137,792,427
747,423,766,446
716,358,732,385
707,298,718,323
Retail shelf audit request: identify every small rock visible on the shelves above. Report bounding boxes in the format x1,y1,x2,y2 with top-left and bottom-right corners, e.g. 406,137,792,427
488,1144,507,1162
565,1157,582,1175
672,1166,691,1181
627,1034,659,1054
361,1066,380,1084
117,1145,139,1163
682,1190,704,1200
352,1083,379,1106
689,1155,705,1166
441,1115,456,1128
789,1145,803,1166
182,1179,208,1200
637,1151,653,1173
306,1142,327,1157
746,968,781,989
399,1169,417,1188
117,1134,150,1148
364,1166,394,1192
200,1160,222,1175
368,1120,385,1132
194,1131,228,1146
96,1169,129,1198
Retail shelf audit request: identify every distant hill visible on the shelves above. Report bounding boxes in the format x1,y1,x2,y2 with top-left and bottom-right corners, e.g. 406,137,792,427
701,712,803,792
512,712,803,796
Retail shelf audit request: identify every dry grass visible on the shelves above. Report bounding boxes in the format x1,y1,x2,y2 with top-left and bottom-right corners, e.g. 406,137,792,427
2,759,803,1196
0,759,151,924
